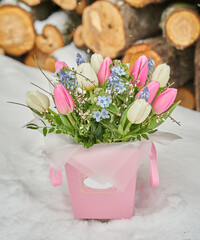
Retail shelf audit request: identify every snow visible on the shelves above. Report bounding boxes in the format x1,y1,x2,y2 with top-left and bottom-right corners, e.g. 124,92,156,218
0,47,200,239
34,11,69,34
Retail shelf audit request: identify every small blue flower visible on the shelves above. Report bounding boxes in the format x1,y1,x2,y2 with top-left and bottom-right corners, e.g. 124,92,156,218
76,53,85,66
112,66,126,76
59,69,76,89
97,95,112,108
139,86,149,102
93,111,101,122
101,109,110,119
115,82,126,94
108,71,119,86
148,57,155,80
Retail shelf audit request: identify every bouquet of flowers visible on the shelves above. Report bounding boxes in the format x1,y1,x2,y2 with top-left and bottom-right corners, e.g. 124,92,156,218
22,53,181,219
25,53,180,147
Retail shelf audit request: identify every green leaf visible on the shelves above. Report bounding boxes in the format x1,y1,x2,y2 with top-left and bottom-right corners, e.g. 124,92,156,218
107,103,119,114
56,130,62,134
26,123,39,130
118,124,124,135
48,127,55,133
141,134,149,140
148,129,158,134
148,101,180,129
43,127,47,136
117,94,127,103
119,101,134,129
137,135,141,141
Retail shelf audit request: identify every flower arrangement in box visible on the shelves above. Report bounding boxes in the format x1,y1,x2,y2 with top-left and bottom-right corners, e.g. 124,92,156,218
21,53,181,219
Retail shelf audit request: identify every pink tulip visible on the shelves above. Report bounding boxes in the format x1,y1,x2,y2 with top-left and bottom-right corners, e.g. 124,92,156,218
98,57,112,84
131,55,148,86
55,61,69,71
135,81,160,104
54,84,75,114
152,88,177,114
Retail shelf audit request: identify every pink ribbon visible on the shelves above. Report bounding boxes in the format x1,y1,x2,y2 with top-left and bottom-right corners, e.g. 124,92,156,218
49,142,159,188
49,165,62,187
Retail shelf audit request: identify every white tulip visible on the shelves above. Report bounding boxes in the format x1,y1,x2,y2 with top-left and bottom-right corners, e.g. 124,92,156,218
90,53,103,75
77,63,99,91
152,63,170,87
26,91,50,113
127,99,151,124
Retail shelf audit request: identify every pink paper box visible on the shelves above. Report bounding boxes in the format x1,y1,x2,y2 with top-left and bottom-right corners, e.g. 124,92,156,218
65,163,137,219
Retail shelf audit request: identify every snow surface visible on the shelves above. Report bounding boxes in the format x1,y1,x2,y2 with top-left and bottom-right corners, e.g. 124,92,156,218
0,49,200,240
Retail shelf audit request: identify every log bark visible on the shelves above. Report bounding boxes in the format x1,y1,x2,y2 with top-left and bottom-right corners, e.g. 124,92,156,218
122,36,194,88
176,82,195,110
160,3,200,49
0,5,35,56
24,47,56,72
35,11,81,54
82,0,164,58
1,0,56,21
123,0,164,8
53,0,77,10
195,39,200,112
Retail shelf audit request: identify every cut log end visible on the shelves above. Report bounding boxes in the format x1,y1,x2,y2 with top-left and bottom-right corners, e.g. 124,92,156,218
0,46,5,55
0,5,35,56
73,25,85,48
176,87,195,110
25,47,56,73
20,0,41,6
124,0,163,8
35,25,64,55
53,0,77,10
122,43,162,73
82,1,125,58
165,10,200,49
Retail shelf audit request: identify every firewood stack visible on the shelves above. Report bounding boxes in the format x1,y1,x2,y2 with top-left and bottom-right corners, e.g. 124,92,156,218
0,0,199,110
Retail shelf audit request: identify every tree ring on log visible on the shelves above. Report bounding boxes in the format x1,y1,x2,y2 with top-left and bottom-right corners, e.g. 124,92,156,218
25,47,56,72
124,0,163,8
82,1,125,58
0,5,35,56
35,25,64,54
122,43,162,73
53,0,77,10
165,10,200,49
21,0,41,7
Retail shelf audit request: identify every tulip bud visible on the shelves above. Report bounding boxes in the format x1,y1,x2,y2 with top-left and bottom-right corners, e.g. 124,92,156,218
152,63,170,87
54,84,75,114
127,99,152,124
131,55,148,86
135,81,160,104
152,88,177,114
77,63,98,91
26,91,50,113
91,53,103,75
98,57,112,84
55,61,69,71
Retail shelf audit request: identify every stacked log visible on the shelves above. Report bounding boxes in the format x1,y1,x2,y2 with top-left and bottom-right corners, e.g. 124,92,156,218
195,39,200,112
0,0,199,110
122,37,194,88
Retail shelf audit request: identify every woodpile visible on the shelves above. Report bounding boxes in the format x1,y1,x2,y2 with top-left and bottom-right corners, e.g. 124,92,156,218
0,0,199,110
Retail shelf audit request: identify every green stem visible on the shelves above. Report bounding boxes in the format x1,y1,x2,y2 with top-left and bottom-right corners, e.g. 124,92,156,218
124,121,132,135
67,113,75,127
48,108,57,116
60,114,71,127
89,91,94,103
